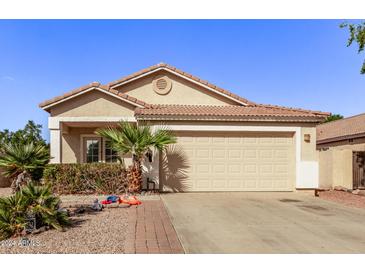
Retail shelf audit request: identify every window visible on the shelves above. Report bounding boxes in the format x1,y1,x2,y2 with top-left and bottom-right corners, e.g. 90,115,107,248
105,140,119,163
82,136,119,163
84,137,101,163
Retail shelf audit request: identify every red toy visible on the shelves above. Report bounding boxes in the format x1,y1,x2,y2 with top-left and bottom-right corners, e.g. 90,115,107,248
119,195,142,205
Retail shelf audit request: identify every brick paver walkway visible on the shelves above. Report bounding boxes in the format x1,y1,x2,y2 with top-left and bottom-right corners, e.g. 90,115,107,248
124,200,184,254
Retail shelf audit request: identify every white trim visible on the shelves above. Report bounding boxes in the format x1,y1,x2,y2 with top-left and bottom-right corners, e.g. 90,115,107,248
154,124,318,189
50,129,61,163
48,116,136,130
41,87,145,110
79,135,120,163
110,67,248,106
165,125,300,132
296,161,319,188
136,115,324,123
80,134,102,163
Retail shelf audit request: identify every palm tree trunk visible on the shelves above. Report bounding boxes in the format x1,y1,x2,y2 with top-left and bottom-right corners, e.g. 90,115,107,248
127,157,142,193
11,171,29,192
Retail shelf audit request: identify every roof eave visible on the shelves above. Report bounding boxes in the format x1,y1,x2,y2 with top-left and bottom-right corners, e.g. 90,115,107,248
135,114,326,123
39,86,148,111
317,132,365,145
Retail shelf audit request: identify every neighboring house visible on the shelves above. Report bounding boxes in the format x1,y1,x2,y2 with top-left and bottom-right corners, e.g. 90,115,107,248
317,113,365,190
39,63,328,192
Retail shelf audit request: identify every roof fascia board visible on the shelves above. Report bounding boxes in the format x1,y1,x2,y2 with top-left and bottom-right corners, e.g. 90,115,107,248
41,87,144,110
135,114,324,123
317,132,365,144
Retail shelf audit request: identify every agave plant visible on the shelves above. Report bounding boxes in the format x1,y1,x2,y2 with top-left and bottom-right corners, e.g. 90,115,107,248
0,142,50,192
96,121,176,193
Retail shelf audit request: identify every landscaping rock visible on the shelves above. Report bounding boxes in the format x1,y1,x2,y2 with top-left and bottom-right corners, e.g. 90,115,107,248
334,186,349,192
356,190,365,196
0,204,128,254
32,226,47,235
318,189,365,209
91,199,103,211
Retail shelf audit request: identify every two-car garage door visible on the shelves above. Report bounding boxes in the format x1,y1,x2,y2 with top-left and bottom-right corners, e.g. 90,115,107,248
160,131,295,192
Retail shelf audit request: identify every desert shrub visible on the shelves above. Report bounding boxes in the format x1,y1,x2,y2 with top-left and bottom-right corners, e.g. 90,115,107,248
43,163,128,195
0,183,70,240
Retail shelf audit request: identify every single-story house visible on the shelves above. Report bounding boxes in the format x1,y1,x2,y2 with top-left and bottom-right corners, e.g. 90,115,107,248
39,63,329,192
317,113,365,190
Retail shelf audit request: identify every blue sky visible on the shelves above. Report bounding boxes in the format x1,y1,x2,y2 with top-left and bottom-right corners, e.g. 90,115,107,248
0,20,364,141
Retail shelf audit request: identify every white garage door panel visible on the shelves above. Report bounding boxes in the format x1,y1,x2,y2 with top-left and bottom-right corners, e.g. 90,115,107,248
161,131,295,192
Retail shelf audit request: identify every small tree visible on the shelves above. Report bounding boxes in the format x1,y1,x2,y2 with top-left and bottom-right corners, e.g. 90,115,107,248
0,142,50,192
340,21,365,74
96,121,176,193
0,120,47,149
323,114,344,123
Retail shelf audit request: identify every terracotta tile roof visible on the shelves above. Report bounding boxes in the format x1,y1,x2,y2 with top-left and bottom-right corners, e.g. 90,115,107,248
317,113,365,144
39,82,149,110
107,63,255,106
135,104,329,122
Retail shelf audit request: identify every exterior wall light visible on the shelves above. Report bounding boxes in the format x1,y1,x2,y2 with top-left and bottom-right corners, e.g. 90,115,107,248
304,134,311,143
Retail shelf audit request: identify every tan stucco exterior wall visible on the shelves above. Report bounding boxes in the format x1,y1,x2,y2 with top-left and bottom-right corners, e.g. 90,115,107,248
50,90,136,117
301,127,317,161
332,149,353,189
114,71,241,106
317,137,365,190
61,126,133,166
62,127,96,163
318,150,333,189
318,149,352,189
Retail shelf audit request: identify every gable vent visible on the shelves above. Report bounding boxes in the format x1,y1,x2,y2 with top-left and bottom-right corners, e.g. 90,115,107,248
153,76,172,95
156,78,167,89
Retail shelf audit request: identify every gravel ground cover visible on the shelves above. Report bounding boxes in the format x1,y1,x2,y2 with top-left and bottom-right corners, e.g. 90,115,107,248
0,187,163,254
0,187,11,197
0,189,132,254
0,208,128,254
318,190,365,209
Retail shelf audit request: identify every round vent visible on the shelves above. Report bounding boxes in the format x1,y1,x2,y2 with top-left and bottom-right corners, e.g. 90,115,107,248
153,76,172,95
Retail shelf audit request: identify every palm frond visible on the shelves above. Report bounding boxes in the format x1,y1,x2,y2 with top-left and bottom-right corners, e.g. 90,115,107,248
0,142,50,179
97,121,177,159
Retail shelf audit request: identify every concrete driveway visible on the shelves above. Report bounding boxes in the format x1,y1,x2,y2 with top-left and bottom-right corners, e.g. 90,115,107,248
161,192,365,253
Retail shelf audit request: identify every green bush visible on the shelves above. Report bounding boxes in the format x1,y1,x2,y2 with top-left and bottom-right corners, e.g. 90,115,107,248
43,163,128,195
0,183,70,240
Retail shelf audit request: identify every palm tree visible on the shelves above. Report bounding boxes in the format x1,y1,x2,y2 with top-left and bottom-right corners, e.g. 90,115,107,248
0,142,50,192
96,121,176,193
0,183,70,240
